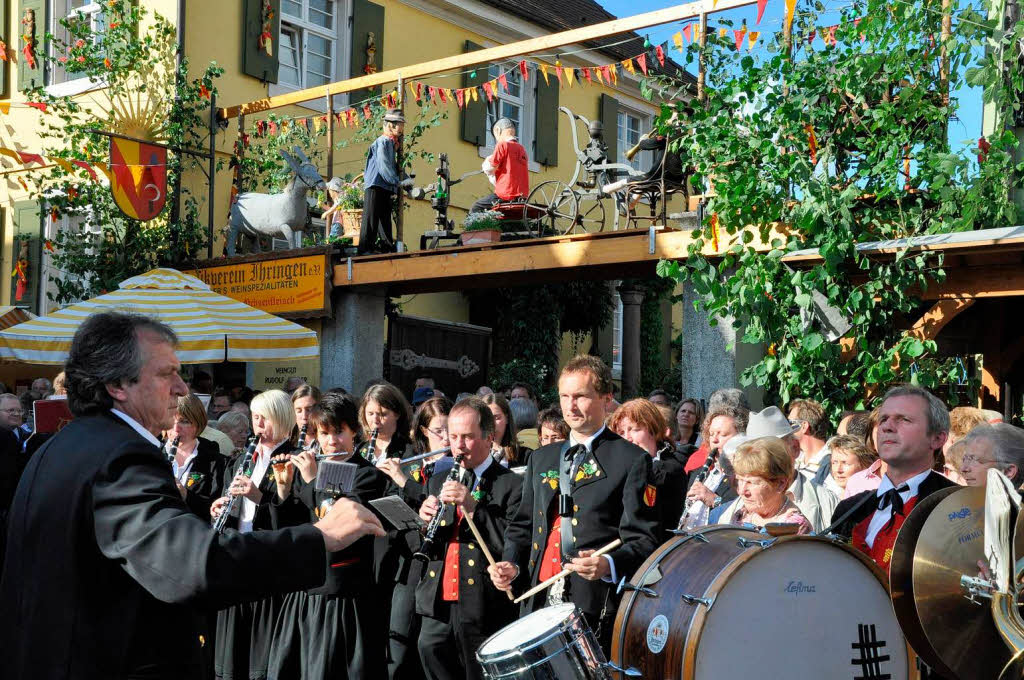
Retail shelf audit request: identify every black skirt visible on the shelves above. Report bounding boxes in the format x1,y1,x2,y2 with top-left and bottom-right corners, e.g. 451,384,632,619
267,590,385,680
214,595,281,680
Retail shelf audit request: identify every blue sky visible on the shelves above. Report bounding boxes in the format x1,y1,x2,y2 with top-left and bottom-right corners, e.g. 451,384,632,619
597,0,985,154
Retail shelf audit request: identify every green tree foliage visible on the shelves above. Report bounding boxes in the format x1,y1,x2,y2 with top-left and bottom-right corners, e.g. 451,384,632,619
25,1,222,303
653,0,1024,417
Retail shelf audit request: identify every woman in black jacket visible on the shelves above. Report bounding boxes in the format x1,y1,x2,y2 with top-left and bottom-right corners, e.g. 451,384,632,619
165,392,227,521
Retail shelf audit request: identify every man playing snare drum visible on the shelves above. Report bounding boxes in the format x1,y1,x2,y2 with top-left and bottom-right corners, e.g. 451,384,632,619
469,118,529,214
489,355,659,652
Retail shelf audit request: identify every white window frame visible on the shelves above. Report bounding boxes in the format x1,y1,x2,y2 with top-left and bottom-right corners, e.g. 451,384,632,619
41,197,101,312
46,0,108,95
611,289,623,379
270,0,351,112
616,106,652,171
476,61,540,173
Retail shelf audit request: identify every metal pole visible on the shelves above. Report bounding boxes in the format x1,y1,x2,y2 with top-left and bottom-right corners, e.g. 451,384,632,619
208,93,217,259
395,75,405,251
170,0,186,253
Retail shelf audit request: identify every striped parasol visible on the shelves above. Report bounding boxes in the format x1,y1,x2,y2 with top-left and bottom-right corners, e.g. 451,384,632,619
0,268,319,364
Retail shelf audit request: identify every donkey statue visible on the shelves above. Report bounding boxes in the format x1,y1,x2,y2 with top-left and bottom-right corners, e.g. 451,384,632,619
226,147,326,256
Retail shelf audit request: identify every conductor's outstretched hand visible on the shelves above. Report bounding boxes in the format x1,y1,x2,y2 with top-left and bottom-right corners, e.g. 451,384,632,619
314,498,386,552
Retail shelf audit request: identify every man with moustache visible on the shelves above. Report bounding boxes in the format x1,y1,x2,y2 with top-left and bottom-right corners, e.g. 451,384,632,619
489,355,659,653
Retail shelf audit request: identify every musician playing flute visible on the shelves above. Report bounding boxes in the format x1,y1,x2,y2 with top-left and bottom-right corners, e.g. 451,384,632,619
265,392,389,680
489,356,659,654
416,397,522,680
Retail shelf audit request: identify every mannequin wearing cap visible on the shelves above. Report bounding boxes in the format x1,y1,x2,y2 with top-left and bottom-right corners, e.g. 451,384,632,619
321,177,345,239
359,109,412,254
469,118,530,213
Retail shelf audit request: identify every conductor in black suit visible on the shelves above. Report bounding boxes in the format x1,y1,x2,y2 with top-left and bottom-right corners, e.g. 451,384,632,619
490,355,659,652
0,312,385,680
415,397,523,680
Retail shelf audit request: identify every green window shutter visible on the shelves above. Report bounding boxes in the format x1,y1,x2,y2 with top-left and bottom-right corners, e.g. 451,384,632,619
10,200,41,312
350,0,384,104
0,1,8,97
600,93,619,166
242,0,279,84
17,0,46,92
534,68,559,167
460,40,486,147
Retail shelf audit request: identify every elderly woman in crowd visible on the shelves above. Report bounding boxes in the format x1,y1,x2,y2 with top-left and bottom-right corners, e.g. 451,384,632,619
684,405,748,522
215,410,252,455
609,398,689,539
821,434,877,498
958,423,1024,488
164,392,227,521
717,437,811,533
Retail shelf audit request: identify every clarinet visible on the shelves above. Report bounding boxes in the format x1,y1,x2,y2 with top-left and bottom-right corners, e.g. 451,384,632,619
679,448,721,530
413,453,465,562
297,423,309,452
360,428,379,462
165,437,180,469
213,437,259,534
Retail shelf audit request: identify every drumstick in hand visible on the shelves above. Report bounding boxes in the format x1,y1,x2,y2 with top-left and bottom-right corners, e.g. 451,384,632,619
513,538,622,604
462,512,514,601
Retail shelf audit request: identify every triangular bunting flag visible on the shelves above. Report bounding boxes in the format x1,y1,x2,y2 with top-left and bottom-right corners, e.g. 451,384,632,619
555,62,563,84
582,67,592,84
805,123,817,164
415,82,423,102
609,63,618,84
808,30,816,44
470,87,479,102
636,53,648,75
25,102,47,113
784,0,798,38
0,102,9,114
748,31,760,48
363,105,371,120
824,25,837,46
734,29,747,51
756,0,769,24
540,63,550,85
428,85,437,102
313,117,323,133
456,88,465,108
519,60,528,81
719,28,728,39
498,73,509,92
655,44,665,66
673,31,684,51
566,67,575,87
622,58,635,75
52,158,74,173
438,88,447,104
594,66,604,84
73,160,98,181
682,24,692,43
482,81,494,102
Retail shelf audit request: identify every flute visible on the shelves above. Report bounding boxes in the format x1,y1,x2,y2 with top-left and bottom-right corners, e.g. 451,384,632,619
396,447,451,465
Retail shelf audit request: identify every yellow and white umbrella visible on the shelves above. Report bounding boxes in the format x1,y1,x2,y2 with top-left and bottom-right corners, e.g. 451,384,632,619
0,268,319,364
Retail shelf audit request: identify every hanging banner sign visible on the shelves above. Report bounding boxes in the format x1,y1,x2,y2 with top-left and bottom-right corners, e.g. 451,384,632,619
109,137,168,221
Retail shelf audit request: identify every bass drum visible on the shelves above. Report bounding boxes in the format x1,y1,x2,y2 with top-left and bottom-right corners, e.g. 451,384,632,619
610,526,911,680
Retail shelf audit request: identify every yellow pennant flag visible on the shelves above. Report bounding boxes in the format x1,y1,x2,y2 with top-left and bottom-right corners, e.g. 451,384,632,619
748,31,760,49
784,0,797,37
566,67,575,87
540,63,550,85
673,31,684,51
444,88,454,103
622,58,635,75
594,66,604,84
53,158,74,173
693,24,701,43
0,147,20,162
609,62,618,85
313,117,323,133
470,87,478,102
0,102,10,115
719,27,728,39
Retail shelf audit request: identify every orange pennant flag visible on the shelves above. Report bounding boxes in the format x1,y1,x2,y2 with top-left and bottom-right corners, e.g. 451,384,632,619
622,58,635,75
609,62,618,85
594,65,604,84
53,158,74,173
555,62,563,84
719,28,728,39
0,102,9,115
734,28,747,51
805,124,818,164
784,0,798,38
682,24,692,43
673,31,684,51
748,31,760,49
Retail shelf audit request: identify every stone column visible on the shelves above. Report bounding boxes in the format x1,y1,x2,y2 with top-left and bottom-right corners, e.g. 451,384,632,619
617,284,645,399
319,286,388,394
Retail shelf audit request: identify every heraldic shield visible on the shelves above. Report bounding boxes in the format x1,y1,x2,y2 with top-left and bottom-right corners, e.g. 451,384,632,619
109,137,168,221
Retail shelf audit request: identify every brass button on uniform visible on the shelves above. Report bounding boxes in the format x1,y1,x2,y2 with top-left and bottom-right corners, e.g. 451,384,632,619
574,505,579,512
572,518,578,526
468,559,475,566
468,543,476,550
533,542,539,551
468,578,475,585
429,570,436,578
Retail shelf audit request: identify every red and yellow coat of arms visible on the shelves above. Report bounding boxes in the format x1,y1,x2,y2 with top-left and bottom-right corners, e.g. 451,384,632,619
109,137,167,221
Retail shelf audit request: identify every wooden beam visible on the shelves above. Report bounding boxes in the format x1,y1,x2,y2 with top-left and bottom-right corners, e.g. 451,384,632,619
907,298,974,341
924,264,1024,300
220,0,758,119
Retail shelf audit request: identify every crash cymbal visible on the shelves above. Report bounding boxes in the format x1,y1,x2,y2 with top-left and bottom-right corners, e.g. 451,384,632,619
914,485,1008,680
890,486,958,678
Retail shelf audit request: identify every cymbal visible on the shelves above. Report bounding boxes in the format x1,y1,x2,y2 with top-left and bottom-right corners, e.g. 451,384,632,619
889,486,958,678
913,485,1008,680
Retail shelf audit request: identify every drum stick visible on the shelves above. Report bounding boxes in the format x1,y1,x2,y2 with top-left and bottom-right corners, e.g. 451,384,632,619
513,538,622,604
461,511,514,601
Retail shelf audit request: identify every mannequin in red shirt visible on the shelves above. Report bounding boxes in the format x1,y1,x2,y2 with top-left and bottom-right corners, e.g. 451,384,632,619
469,118,530,213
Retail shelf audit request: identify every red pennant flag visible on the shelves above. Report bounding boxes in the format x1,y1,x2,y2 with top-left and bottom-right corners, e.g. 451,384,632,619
256,120,267,136
72,160,97,181
555,63,563,83
438,88,447,104
482,81,494,102
456,88,465,108
18,152,44,166
363,105,371,120
805,124,818,164
636,53,648,75
683,24,693,42
734,29,747,51
978,136,991,163
415,82,423,102
601,65,611,83
268,121,278,135
25,102,47,113
498,73,509,92
756,0,769,24
807,30,816,45
519,60,528,81
655,44,665,67
825,25,837,46
428,86,437,102
582,67,592,84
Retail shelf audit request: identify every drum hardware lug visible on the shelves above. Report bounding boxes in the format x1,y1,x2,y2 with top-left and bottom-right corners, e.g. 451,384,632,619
680,593,714,608
616,576,659,598
668,529,710,543
603,661,642,677
736,537,775,549
960,574,995,605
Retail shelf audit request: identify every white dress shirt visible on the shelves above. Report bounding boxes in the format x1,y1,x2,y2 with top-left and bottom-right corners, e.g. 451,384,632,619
239,443,278,533
111,409,161,448
863,468,932,548
167,440,200,485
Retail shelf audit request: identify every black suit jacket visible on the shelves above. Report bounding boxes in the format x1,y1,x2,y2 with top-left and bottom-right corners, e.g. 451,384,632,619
502,429,659,619
219,439,296,531
652,446,689,541
416,460,522,625
0,411,327,680
181,437,229,521
830,470,957,540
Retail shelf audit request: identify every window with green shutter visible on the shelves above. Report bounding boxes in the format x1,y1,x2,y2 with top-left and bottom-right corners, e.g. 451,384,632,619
17,0,45,92
242,0,280,83
0,1,7,97
533,68,558,167
349,0,383,104
460,40,486,147
10,200,41,312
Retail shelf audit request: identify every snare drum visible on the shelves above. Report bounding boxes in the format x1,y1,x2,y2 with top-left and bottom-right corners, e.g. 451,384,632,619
476,603,611,679
611,526,912,680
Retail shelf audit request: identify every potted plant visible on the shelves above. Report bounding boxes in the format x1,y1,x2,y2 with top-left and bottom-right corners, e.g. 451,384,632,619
461,210,503,245
337,177,364,237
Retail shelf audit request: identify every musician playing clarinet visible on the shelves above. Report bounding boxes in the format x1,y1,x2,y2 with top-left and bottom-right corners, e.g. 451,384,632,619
416,397,522,680
489,356,659,654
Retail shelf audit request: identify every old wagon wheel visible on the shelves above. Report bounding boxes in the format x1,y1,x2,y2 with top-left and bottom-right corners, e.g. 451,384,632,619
526,181,578,237
573,193,606,234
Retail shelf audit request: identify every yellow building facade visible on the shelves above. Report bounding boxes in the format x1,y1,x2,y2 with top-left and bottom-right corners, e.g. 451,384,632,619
0,0,684,393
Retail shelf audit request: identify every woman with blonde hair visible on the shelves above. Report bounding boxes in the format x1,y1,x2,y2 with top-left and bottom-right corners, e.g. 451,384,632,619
717,436,811,533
